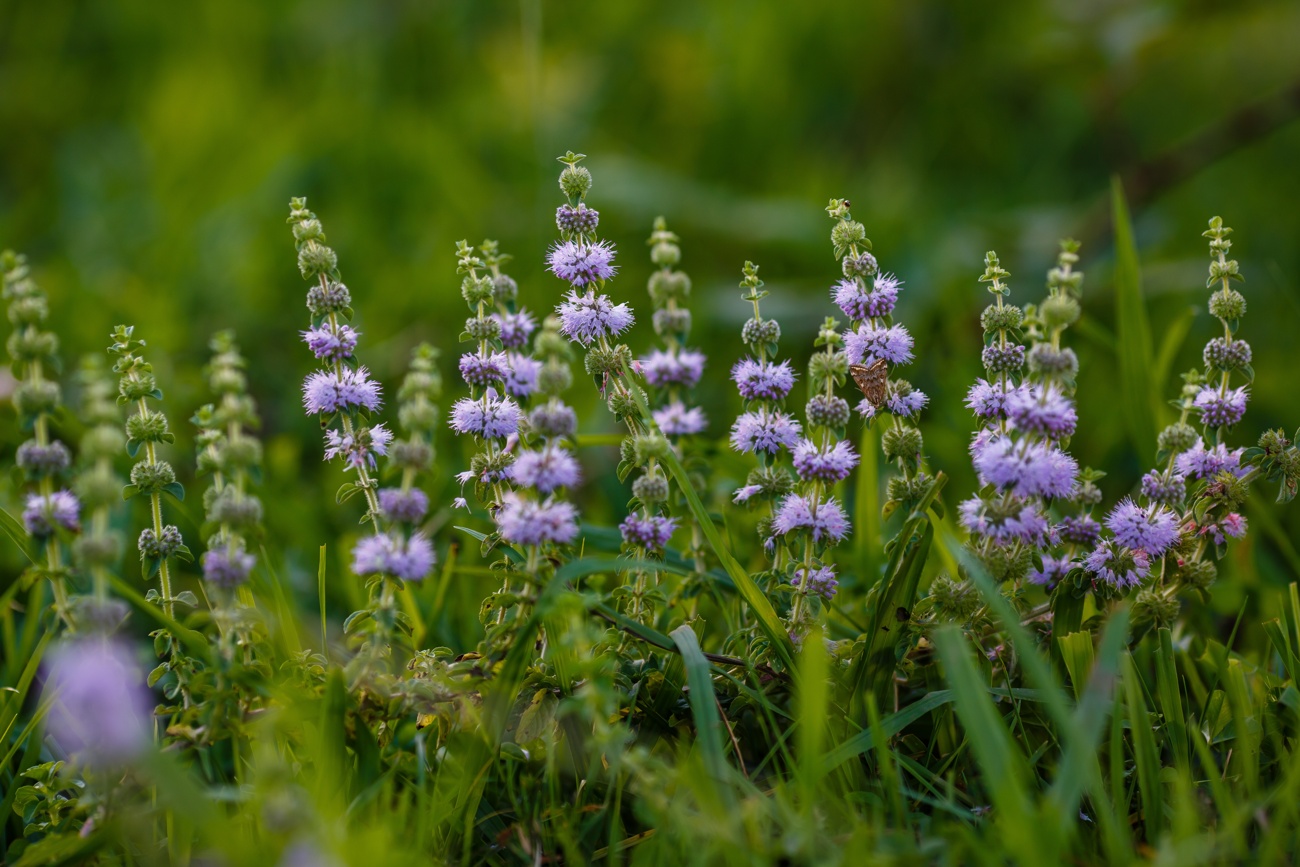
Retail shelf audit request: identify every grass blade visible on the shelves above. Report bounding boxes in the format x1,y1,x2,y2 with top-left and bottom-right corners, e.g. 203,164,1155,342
1111,176,1160,458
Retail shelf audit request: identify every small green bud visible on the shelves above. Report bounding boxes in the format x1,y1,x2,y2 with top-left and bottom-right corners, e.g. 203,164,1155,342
1038,295,1080,330
632,471,669,505
741,317,780,347
6,327,58,363
1027,345,1078,379
119,374,158,402
305,282,351,317
1133,588,1180,629
465,316,501,341
391,439,433,472
633,433,670,463
607,388,640,425
1208,288,1246,321
585,344,632,378
1158,422,1198,453
537,359,573,395
650,242,680,268
297,241,338,279
559,165,593,199
653,307,692,337
14,380,60,415
882,426,923,463
81,426,126,460
830,220,867,254
126,410,170,444
461,275,494,307
75,465,122,509
7,295,48,326
928,575,980,622
980,303,1024,333
808,349,848,384
399,399,439,434
130,460,177,494
1177,559,1216,590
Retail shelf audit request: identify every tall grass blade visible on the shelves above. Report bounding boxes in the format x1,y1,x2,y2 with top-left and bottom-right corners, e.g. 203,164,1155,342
1111,177,1160,457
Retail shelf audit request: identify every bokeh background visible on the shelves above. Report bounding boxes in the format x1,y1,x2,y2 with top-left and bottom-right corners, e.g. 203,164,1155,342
4,0,1300,642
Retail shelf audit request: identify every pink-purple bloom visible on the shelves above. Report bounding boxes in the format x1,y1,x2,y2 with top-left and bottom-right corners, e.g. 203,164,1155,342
459,351,510,387
378,487,430,523
509,447,582,493
23,490,81,537
496,493,579,546
1084,540,1149,589
201,543,256,588
792,565,839,600
965,379,1021,422
503,353,542,400
494,310,537,349
1193,385,1249,428
1056,514,1102,547
844,323,914,366
1105,498,1181,556
1199,513,1247,545
792,438,859,482
301,324,359,361
832,273,900,321
324,424,392,471
1006,385,1077,439
43,638,152,765
302,367,383,415
1175,439,1246,480
730,409,803,454
547,239,618,286
352,532,435,581
620,513,678,549
642,349,706,389
772,494,850,544
732,358,796,402
972,436,1078,499
958,497,1051,546
450,393,522,439
654,402,708,436
556,290,635,345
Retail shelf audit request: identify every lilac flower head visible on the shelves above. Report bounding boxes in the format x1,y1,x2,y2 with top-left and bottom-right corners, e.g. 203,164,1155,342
509,447,582,493
378,487,430,523
43,638,151,765
202,543,256,588
23,490,81,537
302,367,382,416
845,323,914,366
730,409,803,454
301,324,359,361
1175,439,1246,481
494,310,537,349
732,484,762,504
972,436,1078,499
449,392,522,439
556,290,635,345
1193,386,1248,428
1199,513,1247,545
352,532,435,581
1029,555,1073,587
620,513,678,549
459,351,510,387
958,497,1051,547
1140,470,1186,506
1006,385,1078,439
1084,540,1150,589
861,388,928,420
731,358,797,402
792,438,859,482
324,423,392,471
832,274,899,321
1106,498,1181,556
496,493,579,546
772,494,850,544
1056,514,1102,547
792,566,839,600
641,348,706,389
966,379,1023,422
503,353,542,400
654,402,708,436
547,239,618,286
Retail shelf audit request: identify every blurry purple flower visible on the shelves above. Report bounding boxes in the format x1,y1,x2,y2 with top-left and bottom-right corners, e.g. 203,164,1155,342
23,490,81,537
972,436,1078,499
509,447,581,493
43,638,151,765
1056,514,1102,547
642,349,706,389
378,487,430,523
732,484,762,504
496,493,579,546
1007,385,1077,439
352,532,435,581
1084,540,1149,589
503,353,542,400
494,309,537,349
958,497,1051,547
792,438,859,482
654,402,708,436
773,494,850,543
620,513,678,549
201,543,256,588
1029,555,1073,587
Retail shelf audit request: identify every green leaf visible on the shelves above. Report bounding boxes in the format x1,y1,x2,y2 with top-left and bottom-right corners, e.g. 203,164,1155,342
669,624,732,806
1122,652,1164,841
1112,177,1161,459
0,505,36,565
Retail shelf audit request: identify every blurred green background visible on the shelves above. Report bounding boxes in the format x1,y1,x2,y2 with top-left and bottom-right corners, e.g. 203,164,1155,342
4,0,1300,642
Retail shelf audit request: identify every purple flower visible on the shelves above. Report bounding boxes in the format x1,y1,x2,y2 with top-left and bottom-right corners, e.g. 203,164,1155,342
547,239,618,286
620,513,678,549
966,379,1021,422
772,494,850,544
642,348,706,389
378,487,430,523
301,324,359,361
654,402,708,436
1029,555,1073,587
495,310,537,349
1106,498,1180,556
730,409,803,454
202,543,256,588
509,447,581,493
452,497,468,510
449,393,522,439
459,351,510,387
1193,386,1248,428
496,493,580,546
1175,439,1246,480
324,424,392,471
731,358,797,402
792,566,839,600
556,290,635,345
1199,513,1247,545
352,532,435,581
1007,385,1077,439
43,638,151,765
958,497,1051,546
885,389,928,418
302,367,382,415
1056,514,1102,547
792,438,859,482
844,323,914,366
972,436,1078,499
832,274,900,321
23,490,81,537
732,484,762,504
1084,540,1149,589
503,353,542,400
1141,470,1186,506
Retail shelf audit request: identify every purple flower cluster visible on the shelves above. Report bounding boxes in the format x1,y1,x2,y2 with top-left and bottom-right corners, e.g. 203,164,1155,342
510,447,582,493
1084,540,1149,589
1006,385,1077,439
503,353,541,400
352,532,436,581
1193,386,1248,428
302,367,382,416
791,565,839,600
861,387,929,420
642,348,706,389
965,379,1018,421
620,514,678,549
494,310,537,349
1175,439,1246,480
1140,470,1186,505
1198,513,1247,545
958,497,1051,546
547,240,618,287
972,435,1078,499
792,438,859,482
201,543,256,588
730,409,803,454
324,424,392,471
379,487,429,523
556,291,635,346
772,494,850,544
459,351,510,387
732,358,796,402
450,393,522,439
653,402,708,436
496,492,579,546
43,638,151,765
22,490,81,537
1028,555,1072,586
832,274,900,321
844,323,914,366
1105,498,1180,557
301,324,359,361
1056,514,1101,546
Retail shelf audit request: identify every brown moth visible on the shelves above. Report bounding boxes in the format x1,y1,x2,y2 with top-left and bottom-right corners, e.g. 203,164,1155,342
849,358,888,407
